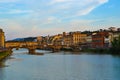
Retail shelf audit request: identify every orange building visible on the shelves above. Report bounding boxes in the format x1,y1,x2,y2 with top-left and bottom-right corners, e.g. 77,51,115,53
92,31,109,48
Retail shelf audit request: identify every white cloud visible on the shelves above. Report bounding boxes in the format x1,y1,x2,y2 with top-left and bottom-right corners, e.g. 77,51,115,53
46,16,61,24
0,19,22,30
70,19,95,24
49,0,109,17
0,9,33,14
10,10,32,14
98,0,108,4
50,0,69,4
76,6,96,16
0,0,19,3
6,0,109,18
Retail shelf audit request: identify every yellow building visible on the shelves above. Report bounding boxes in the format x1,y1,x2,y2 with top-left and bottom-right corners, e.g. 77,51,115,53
63,32,87,46
0,29,5,48
71,32,87,45
51,34,62,45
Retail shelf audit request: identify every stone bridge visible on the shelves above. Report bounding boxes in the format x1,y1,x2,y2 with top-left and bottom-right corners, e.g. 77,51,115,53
5,41,38,54
5,41,62,53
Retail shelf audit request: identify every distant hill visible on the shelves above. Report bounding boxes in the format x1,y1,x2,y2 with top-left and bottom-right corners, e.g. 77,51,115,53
7,37,37,42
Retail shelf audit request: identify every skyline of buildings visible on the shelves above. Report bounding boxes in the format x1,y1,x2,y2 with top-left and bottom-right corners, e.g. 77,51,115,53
0,26,120,50
2,26,120,41
36,27,120,49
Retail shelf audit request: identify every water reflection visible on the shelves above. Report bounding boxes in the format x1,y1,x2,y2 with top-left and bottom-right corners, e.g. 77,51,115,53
28,52,44,56
112,54,120,58
0,49,120,80
0,62,5,80
0,61,6,68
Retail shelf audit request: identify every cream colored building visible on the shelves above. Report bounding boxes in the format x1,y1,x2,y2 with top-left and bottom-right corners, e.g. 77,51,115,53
62,32,87,46
0,29,5,48
86,35,92,47
71,32,87,45
63,35,72,46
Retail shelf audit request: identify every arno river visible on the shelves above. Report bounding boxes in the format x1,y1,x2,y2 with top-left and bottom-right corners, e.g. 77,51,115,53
0,49,120,80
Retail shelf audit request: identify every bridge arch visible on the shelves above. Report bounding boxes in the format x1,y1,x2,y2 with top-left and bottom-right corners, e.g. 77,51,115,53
5,41,38,54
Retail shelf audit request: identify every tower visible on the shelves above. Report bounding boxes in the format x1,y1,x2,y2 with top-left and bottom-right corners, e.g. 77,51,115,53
0,28,5,48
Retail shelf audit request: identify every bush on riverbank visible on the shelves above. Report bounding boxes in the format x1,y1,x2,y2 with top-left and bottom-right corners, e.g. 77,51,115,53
0,50,11,61
82,48,109,54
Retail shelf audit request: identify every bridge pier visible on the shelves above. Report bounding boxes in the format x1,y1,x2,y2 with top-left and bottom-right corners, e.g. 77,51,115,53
28,49,35,54
52,48,59,52
51,46,61,52
16,47,19,50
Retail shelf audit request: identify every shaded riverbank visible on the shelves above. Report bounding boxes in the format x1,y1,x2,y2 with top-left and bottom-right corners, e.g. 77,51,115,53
82,48,120,55
0,50,12,61
82,48,109,53
61,48,108,54
61,47,120,55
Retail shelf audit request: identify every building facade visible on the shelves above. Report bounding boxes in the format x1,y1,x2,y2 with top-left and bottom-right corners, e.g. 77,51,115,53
63,35,72,46
0,29,5,48
52,34,63,46
92,31,109,48
86,35,92,48
71,32,87,45
62,32,87,46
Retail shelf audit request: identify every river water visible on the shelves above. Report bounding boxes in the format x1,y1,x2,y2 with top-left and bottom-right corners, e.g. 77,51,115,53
0,49,120,80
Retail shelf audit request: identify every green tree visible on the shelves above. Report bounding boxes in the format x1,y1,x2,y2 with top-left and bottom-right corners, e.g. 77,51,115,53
110,35,120,54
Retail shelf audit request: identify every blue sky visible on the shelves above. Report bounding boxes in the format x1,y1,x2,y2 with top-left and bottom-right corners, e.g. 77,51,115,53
0,0,120,40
